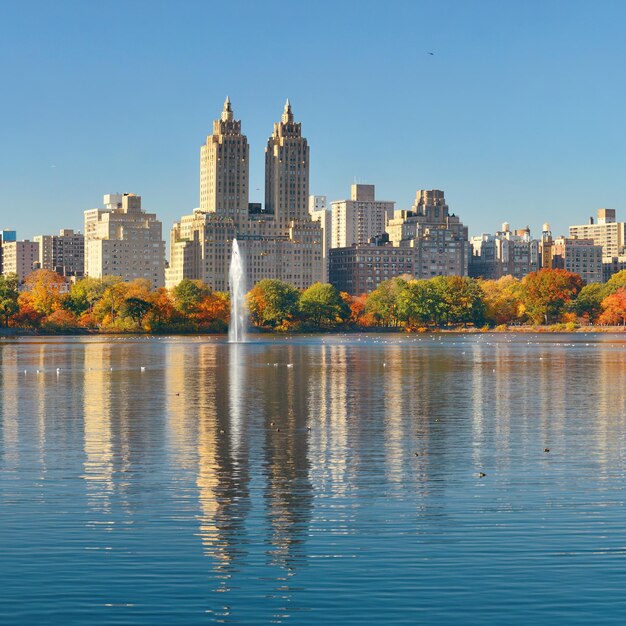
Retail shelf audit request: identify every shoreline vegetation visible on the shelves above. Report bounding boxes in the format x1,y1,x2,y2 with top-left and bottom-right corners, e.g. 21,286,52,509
3,268,626,337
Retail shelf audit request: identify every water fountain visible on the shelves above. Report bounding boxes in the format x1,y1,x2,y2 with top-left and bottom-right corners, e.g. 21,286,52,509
228,238,247,343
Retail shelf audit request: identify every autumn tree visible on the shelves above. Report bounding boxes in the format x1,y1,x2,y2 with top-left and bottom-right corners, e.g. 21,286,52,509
247,279,299,328
65,276,121,318
598,288,626,326
20,269,68,316
0,273,19,328
196,291,230,332
299,282,350,329
519,269,583,324
480,276,522,325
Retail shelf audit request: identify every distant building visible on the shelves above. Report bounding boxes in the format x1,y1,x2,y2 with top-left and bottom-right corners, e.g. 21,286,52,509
0,230,16,243
84,193,165,288
166,99,323,291
569,209,626,258
0,230,16,274
309,195,331,282
386,190,469,278
549,236,603,284
469,223,540,279
329,234,415,294
33,229,84,277
569,209,626,281
331,184,395,248
1,240,39,282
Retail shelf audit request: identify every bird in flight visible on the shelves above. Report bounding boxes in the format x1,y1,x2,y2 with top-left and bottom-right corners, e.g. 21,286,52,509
427,52,434,55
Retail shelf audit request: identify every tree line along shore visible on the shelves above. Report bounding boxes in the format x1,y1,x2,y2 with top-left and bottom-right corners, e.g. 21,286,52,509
2,268,626,335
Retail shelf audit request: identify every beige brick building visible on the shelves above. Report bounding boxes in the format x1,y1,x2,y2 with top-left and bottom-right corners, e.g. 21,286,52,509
166,99,323,291
386,190,469,278
34,229,84,277
84,193,165,288
550,236,603,284
2,240,39,282
331,184,395,248
308,195,331,282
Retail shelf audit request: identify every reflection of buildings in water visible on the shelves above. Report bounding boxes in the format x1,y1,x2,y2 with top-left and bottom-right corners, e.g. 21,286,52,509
307,344,349,497
382,345,405,485
165,341,199,472
262,344,313,572
0,344,20,469
82,342,115,516
589,344,626,464
194,343,250,577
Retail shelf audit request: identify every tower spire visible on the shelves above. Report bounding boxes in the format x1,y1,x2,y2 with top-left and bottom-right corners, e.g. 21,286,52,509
221,96,233,121
282,98,294,123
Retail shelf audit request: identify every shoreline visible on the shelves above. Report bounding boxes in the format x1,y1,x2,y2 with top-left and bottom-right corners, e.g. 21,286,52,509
2,325,626,338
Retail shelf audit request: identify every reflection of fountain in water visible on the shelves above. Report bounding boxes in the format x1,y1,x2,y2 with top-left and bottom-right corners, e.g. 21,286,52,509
228,238,247,343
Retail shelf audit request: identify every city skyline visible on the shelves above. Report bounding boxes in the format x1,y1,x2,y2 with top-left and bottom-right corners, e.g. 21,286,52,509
2,1,626,241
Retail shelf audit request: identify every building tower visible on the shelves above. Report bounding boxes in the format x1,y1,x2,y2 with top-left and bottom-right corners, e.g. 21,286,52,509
265,99,310,233
200,97,250,217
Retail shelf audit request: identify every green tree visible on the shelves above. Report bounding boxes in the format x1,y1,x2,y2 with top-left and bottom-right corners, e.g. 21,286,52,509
172,279,211,316
0,273,19,328
396,279,439,327
299,282,350,329
120,297,152,326
64,276,121,317
573,282,605,323
365,277,408,327
247,279,300,328
431,276,485,326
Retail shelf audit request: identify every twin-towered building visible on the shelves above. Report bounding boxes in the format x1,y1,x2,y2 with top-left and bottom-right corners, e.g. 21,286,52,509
166,98,323,291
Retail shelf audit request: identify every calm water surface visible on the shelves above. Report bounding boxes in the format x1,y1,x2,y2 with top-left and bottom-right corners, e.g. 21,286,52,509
2,333,626,624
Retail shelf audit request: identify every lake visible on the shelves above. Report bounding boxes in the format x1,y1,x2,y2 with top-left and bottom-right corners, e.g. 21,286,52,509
1,333,626,624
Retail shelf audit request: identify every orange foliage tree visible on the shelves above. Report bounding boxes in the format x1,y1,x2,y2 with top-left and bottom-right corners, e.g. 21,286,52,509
519,269,583,324
598,288,626,326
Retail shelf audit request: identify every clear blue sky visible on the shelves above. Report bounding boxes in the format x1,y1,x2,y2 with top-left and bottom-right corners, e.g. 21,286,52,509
2,0,625,242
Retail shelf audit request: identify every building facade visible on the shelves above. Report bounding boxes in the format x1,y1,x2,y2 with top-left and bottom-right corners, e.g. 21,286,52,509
329,235,415,294
167,99,323,292
200,97,249,217
331,184,395,249
569,209,626,258
550,236,603,284
34,229,84,277
386,189,469,278
469,223,541,279
1,240,39,282
84,193,165,288
308,195,331,282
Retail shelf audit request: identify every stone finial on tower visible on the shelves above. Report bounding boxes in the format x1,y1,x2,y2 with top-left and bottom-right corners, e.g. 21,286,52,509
221,96,234,122
281,98,294,123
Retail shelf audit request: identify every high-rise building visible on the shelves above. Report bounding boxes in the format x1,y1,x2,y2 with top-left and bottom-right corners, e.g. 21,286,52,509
331,184,395,248
167,99,323,291
84,193,165,288
0,230,17,274
550,236,603,283
200,97,249,216
386,190,469,278
34,229,85,277
569,209,626,281
309,195,331,282
1,240,39,282
265,100,310,233
569,209,626,258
